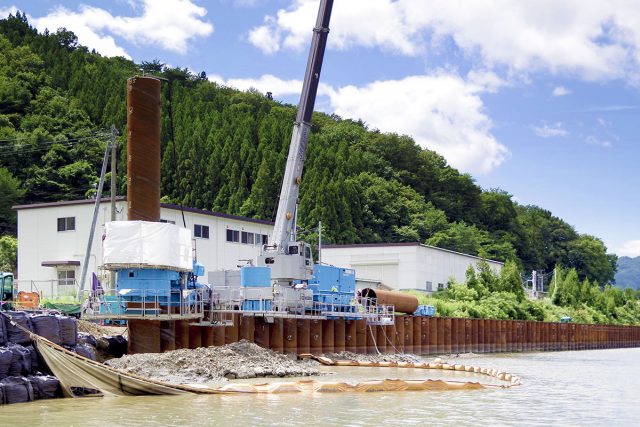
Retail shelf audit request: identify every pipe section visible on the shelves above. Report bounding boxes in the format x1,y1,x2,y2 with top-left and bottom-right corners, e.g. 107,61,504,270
127,76,161,222
361,288,419,314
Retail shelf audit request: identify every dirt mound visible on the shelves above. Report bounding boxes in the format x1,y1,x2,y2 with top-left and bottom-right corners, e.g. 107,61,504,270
77,320,126,339
105,340,319,384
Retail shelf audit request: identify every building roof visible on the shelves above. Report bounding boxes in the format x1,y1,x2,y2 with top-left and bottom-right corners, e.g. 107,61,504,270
13,198,274,226
323,242,504,265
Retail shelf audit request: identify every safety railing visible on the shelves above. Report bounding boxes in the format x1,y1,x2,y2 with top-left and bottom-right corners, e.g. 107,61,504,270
15,279,80,299
81,287,206,321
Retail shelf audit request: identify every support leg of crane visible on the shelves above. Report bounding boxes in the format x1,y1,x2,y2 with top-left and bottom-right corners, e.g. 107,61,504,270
333,319,346,353
160,320,176,352
345,320,357,353
254,317,270,350
175,320,190,349
283,318,298,355
297,319,310,355
310,319,322,354
129,320,161,354
322,319,334,354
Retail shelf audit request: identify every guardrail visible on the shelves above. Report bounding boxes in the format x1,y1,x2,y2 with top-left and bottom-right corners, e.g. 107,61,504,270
81,288,206,321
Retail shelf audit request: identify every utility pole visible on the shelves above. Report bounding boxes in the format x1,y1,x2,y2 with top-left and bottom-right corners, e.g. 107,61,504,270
110,125,118,221
532,270,537,299
109,125,118,289
318,221,322,264
77,133,112,300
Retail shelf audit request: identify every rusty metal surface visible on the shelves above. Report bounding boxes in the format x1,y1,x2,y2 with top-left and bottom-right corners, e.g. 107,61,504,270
127,76,161,222
360,288,419,314
310,319,322,354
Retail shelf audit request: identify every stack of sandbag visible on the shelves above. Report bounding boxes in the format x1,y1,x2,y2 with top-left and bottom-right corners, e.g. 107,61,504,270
27,375,60,400
0,376,35,404
0,314,7,345
4,311,32,345
0,311,75,405
58,315,77,347
72,343,97,361
30,314,62,345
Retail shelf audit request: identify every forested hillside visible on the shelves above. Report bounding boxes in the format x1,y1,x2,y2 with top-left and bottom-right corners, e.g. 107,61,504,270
0,13,620,287
616,257,640,290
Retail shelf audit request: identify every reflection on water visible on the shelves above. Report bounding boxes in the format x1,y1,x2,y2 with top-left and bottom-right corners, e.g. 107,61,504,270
1,349,638,426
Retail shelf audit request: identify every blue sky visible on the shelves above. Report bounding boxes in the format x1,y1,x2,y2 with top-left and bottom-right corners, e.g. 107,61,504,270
2,0,639,257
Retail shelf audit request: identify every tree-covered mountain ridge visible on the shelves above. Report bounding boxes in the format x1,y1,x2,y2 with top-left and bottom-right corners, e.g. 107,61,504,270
0,13,621,287
616,257,640,290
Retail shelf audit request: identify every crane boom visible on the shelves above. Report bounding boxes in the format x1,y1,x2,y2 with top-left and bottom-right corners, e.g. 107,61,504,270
260,0,333,283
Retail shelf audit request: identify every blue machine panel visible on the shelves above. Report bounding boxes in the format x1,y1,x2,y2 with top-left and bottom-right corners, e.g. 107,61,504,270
240,266,271,287
308,264,355,307
413,305,436,317
116,268,180,296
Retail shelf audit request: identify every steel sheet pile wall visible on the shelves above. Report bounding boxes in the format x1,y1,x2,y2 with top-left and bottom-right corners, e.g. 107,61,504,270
127,316,640,355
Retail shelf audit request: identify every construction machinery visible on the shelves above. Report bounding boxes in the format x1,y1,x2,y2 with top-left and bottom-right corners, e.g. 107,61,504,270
257,0,333,286
1,272,15,309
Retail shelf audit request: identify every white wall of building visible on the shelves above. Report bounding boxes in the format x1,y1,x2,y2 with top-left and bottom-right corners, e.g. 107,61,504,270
321,243,503,293
15,199,273,296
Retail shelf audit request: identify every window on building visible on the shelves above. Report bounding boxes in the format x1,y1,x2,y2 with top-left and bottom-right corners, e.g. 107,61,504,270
57,270,76,286
426,281,433,292
57,217,75,232
226,229,240,243
241,231,255,244
160,219,176,224
437,283,445,291
261,234,268,245
194,224,209,239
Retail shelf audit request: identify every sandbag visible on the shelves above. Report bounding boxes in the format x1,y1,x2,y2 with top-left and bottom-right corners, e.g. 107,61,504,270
26,345,39,374
100,335,127,358
57,316,77,347
27,375,60,400
0,314,7,346
4,312,32,345
1,376,35,404
31,314,62,345
7,344,31,376
77,332,97,348
0,347,12,379
73,344,96,361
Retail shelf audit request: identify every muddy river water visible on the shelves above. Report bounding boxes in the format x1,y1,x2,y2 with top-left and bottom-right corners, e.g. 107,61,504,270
1,348,638,426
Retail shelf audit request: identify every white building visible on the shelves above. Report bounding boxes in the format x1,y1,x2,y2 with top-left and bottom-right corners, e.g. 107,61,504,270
13,198,273,296
321,242,503,293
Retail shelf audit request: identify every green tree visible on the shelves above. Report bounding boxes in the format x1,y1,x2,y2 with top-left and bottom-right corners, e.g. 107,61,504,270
0,167,25,234
0,235,17,272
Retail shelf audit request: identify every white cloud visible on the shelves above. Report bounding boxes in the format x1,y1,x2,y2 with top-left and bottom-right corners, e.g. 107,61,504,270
553,86,571,96
249,0,640,84
328,73,508,174
248,16,281,54
0,6,18,17
214,71,507,174
533,123,569,138
584,135,612,147
2,0,214,58
618,240,640,257
211,74,302,97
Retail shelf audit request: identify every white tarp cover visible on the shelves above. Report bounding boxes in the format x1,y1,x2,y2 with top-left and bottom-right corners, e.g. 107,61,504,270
103,221,193,271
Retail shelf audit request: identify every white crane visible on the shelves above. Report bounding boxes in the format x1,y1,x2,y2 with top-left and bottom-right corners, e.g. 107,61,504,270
258,0,334,285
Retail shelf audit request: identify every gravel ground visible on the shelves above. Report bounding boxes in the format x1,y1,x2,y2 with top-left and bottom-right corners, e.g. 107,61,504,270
106,340,320,384
323,351,425,364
